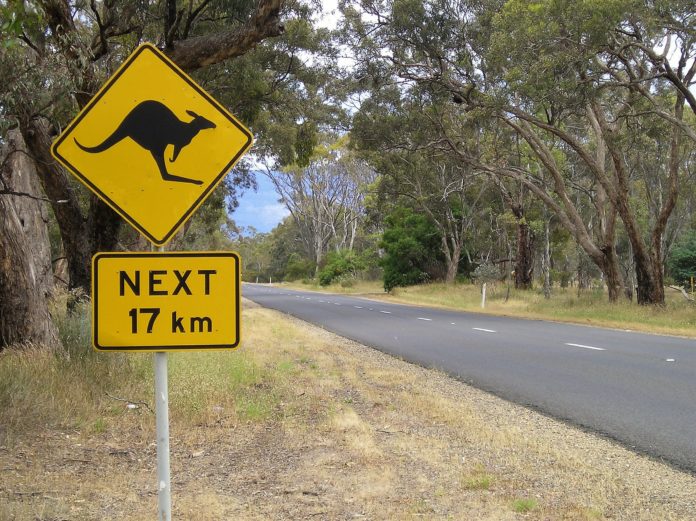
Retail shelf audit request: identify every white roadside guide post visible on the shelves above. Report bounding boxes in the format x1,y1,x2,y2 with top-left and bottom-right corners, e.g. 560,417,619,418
50,43,253,520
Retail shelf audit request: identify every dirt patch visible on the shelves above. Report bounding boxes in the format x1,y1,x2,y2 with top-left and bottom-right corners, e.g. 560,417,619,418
1,303,695,520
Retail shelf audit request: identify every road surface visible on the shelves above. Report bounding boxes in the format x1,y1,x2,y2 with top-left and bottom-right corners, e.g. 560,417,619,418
243,283,696,472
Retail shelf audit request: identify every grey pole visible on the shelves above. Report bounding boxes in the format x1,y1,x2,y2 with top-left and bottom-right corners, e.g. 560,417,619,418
154,243,171,521
155,351,171,520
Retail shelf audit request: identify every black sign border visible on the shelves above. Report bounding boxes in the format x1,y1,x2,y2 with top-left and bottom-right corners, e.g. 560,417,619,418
51,43,253,246
92,251,241,351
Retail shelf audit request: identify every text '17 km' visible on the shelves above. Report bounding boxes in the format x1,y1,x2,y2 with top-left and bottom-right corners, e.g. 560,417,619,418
119,270,217,334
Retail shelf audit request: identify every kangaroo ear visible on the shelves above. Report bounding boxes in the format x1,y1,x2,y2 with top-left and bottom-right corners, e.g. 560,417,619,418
186,110,201,119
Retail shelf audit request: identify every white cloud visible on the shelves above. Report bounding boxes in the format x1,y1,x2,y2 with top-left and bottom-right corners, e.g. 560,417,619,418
259,203,290,228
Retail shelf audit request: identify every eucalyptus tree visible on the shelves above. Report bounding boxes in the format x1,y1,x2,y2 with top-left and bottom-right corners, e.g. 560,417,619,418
1,0,290,291
489,0,694,304
340,0,694,304
352,86,491,284
0,0,334,346
0,129,60,347
265,143,375,272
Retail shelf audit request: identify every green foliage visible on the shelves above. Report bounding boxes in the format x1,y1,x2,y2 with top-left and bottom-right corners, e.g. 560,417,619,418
286,254,315,281
318,249,366,286
668,233,696,288
512,498,538,513
491,0,634,103
380,207,443,292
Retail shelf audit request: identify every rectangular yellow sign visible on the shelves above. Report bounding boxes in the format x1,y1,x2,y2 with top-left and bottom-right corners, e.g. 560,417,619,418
92,252,240,351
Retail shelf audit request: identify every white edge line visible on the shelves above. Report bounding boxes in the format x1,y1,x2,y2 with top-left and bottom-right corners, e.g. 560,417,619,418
565,342,606,351
472,327,496,333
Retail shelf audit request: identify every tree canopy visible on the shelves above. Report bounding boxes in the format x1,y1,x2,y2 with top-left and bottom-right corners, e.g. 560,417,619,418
2,0,695,348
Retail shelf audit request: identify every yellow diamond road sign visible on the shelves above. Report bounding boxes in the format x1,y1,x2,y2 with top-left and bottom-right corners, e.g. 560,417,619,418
92,252,240,351
51,43,253,245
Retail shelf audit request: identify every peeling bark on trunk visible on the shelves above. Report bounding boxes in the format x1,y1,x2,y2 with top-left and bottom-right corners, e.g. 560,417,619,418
0,130,61,349
600,246,624,303
442,238,461,284
542,218,551,299
20,116,92,292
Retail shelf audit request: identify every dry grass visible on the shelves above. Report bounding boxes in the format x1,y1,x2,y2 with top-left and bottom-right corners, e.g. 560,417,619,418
1,300,695,520
281,280,696,337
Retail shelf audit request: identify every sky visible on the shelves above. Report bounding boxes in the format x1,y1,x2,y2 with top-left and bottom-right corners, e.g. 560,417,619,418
230,1,339,234
232,172,289,233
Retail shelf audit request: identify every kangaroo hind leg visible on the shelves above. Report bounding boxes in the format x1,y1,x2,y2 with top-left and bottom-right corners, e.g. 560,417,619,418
151,151,203,185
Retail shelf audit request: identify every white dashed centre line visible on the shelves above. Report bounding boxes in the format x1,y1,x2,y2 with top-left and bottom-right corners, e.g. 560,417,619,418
354,306,363,309
380,310,391,314
564,343,606,351
417,317,432,321
472,327,496,333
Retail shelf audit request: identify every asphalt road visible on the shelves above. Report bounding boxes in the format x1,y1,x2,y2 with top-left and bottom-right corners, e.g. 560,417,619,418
243,283,696,472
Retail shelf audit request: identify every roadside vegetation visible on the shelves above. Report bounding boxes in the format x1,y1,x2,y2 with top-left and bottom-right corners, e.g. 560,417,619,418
280,280,696,337
3,0,696,351
1,298,695,520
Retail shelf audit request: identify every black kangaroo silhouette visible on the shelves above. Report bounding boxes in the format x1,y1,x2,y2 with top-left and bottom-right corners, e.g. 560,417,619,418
74,100,216,186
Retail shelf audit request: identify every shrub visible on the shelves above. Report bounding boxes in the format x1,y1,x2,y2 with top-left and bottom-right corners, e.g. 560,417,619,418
286,255,315,281
380,207,443,292
319,249,365,286
472,263,499,285
667,233,696,288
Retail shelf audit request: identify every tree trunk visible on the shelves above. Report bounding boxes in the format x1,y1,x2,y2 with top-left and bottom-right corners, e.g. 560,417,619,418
542,218,551,299
512,208,534,290
20,116,93,292
634,255,665,305
515,220,534,289
0,129,61,349
600,246,624,303
19,117,126,294
314,236,324,276
443,241,461,284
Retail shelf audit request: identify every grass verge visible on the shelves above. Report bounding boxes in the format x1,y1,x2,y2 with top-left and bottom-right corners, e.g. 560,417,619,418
280,280,696,337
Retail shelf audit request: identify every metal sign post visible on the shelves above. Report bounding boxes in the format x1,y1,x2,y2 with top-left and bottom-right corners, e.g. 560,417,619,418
154,245,171,521
155,351,171,521
52,42,252,520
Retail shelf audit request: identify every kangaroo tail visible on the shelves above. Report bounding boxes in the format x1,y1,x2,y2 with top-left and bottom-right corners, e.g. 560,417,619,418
74,127,126,153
